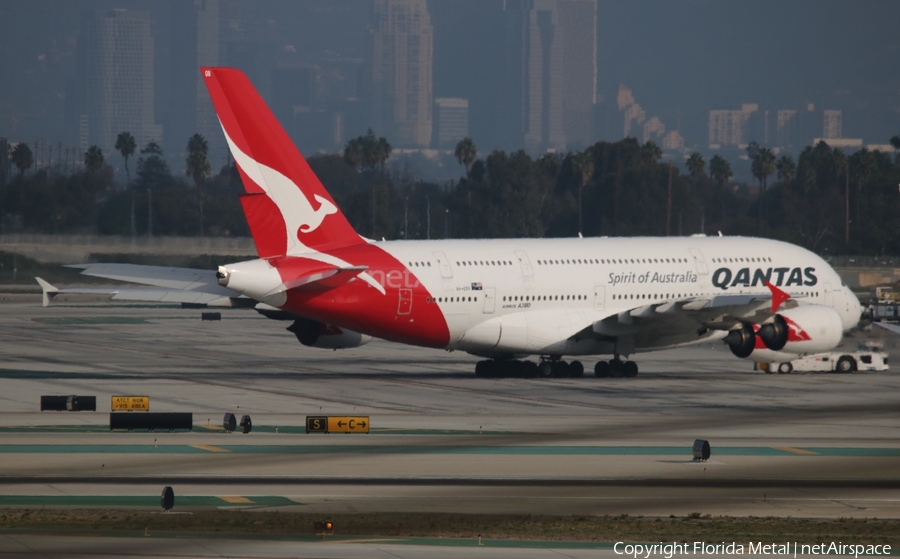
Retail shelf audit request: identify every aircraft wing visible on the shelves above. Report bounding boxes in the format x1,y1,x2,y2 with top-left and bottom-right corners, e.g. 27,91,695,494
583,292,799,351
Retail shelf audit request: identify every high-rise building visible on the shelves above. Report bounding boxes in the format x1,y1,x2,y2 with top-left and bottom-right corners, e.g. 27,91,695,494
776,110,797,149
522,0,566,153
823,110,842,139
557,0,597,149
708,104,758,148
434,98,469,148
368,0,433,148
76,9,161,157
499,0,598,152
166,0,223,170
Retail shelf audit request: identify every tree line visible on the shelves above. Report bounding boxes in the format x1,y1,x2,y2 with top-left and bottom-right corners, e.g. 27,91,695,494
3,131,900,257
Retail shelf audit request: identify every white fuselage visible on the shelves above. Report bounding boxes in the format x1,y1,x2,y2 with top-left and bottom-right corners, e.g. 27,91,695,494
375,235,859,357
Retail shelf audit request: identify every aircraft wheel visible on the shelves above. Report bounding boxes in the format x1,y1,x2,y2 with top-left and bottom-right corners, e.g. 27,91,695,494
609,360,625,378
552,361,570,377
594,361,610,378
538,361,554,378
475,360,487,378
569,360,584,378
836,356,856,373
777,362,793,374
623,361,638,377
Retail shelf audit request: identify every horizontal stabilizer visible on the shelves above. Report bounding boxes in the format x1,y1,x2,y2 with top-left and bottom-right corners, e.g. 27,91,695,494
265,266,368,297
67,263,234,296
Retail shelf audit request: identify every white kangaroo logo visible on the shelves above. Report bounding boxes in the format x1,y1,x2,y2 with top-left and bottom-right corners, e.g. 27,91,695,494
220,125,386,295
299,194,337,233
222,128,336,252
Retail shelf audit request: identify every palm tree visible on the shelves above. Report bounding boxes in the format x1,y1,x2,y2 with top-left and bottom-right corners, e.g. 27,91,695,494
831,148,849,245
776,155,795,186
10,143,33,177
571,150,594,235
685,152,705,179
454,137,478,176
641,141,662,165
115,131,136,185
709,155,733,228
116,132,138,238
84,145,104,175
751,147,775,226
890,135,900,164
343,137,364,172
709,155,732,188
185,134,210,188
186,134,211,236
375,135,392,173
850,148,876,231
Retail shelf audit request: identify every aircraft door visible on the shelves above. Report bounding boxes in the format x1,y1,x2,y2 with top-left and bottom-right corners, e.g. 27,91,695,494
514,250,534,287
433,251,453,279
483,287,496,314
398,288,412,315
689,248,709,275
824,282,833,306
593,285,605,311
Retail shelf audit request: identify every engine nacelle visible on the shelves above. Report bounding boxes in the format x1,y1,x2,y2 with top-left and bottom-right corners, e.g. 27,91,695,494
757,305,843,355
286,318,372,349
724,323,756,358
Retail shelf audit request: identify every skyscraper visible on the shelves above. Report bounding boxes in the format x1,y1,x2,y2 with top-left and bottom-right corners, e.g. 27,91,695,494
523,0,565,153
498,0,596,153
76,9,161,156
557,0,597,149
166,0,223,169
434,98,469,148
823,110,842,139
368,0,433,148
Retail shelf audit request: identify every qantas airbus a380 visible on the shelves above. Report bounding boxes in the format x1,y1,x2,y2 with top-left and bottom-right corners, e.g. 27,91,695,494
43,67,863,378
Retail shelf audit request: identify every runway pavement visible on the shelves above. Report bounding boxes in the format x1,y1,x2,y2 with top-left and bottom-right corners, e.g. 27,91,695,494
1,297,900,553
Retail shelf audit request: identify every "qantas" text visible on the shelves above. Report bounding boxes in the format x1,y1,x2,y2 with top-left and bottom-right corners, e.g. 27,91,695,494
712,267,817,290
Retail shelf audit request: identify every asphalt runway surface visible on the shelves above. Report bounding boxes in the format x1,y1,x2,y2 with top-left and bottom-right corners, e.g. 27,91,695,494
1,296,899,556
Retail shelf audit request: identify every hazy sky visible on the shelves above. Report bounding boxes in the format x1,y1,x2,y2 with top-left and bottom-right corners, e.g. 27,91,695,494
597,0,900,140
1,0,898,149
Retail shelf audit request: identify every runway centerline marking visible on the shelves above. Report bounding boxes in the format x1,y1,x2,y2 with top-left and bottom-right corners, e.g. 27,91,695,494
219,496,252,503
190,444,230,453
772,446,818,455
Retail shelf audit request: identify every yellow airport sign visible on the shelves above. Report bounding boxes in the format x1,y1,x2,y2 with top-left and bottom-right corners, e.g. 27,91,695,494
306,415,370,433
111,396,149,411
326,416,369,434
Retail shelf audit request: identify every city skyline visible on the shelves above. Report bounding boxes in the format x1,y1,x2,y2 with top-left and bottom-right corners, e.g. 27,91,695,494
1,0,899,175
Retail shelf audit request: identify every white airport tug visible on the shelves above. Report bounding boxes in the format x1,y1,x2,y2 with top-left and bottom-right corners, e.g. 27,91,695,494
757,349,889,374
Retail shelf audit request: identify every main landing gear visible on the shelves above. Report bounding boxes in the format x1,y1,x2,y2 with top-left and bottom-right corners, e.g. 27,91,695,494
473,357,638,379
593,359,638,378
474,358,584,378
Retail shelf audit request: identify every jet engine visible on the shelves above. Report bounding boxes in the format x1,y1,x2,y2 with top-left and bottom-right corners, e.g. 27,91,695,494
724,323,756,358
755,305,843,354
286,318,372,349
